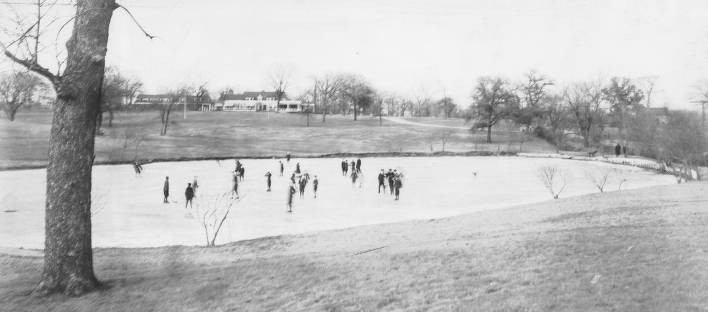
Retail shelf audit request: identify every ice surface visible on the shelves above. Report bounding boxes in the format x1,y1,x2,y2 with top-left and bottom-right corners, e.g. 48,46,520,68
0,156,676,248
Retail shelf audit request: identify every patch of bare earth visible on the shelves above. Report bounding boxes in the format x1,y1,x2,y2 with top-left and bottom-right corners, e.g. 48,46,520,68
1,182,707,311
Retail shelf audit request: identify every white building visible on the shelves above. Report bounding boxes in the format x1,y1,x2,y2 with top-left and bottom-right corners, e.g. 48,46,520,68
216,91,311,113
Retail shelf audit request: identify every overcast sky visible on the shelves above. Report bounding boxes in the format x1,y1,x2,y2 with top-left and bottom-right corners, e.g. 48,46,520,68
3,0,708,109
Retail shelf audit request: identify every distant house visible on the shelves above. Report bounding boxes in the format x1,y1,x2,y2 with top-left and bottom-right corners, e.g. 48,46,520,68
216,91,311,113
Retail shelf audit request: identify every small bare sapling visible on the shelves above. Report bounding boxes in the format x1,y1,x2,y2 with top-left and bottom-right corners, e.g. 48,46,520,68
538,165,567,199
586,168,613,193
190,192,241,247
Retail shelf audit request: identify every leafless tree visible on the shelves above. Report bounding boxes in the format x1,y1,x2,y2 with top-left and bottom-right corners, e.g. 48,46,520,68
159,92,177,136
191,192,240,247
314,73,344,122
413,87,433,117
565,82,605,147
0,71,44,121
268,65,293,110
516,70,553,131
340,74,375,121
538,165,567,199
468,77,519,143
586,168,613,192
1,0,154,296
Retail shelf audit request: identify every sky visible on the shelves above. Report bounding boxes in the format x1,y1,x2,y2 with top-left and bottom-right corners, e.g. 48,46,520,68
2,0,708,109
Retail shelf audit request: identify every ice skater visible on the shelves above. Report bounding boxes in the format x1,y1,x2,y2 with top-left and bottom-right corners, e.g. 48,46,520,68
238,166,245,181
342,159,348,176
185,183,194,208
299,176,307,197
377,169,386,193
163,176,170,203
394,176,402,200
192,176,199,196
350,160,356,174
133,161,143,177
351,170,358,187
387,169,395,195
232,173,240,198
290,172,296,184
313,175,319,198
279,161,284,176
265,171,272,192
287,181,296,213
356,158,362,173
295,162,301,174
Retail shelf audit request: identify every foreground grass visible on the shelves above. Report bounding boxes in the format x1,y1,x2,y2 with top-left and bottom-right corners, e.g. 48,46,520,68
0,111,554,168
1,182,706,311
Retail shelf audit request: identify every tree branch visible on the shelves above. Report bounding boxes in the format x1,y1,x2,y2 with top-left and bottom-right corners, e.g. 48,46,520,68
116,4,155,39
3,49,59,86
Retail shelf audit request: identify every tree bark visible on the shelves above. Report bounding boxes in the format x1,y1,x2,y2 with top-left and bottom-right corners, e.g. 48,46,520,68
34,0,117,296
486,125,492,143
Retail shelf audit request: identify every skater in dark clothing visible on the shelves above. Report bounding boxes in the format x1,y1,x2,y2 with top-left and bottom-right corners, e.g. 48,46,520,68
351,170,358,186
313,176,319,198
279,161,284,176
350,161,356,173
239,166,245,181
342,160,348,176
185,183,194,208
299,177,307,197
356,158,362,173
394,176,402,200
286,152,291,162
287,182,296,213
614,143,621,157
192,176,199,196
290,172,296,184
133,161,143,176
387,170,395,195
163,176,170,203
265,171,272,191
295,162,301,174
377,169,386,193
233,173,240,198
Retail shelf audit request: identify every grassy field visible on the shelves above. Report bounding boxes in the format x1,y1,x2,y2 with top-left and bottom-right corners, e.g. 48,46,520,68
1,181,706,311
0,110,555,169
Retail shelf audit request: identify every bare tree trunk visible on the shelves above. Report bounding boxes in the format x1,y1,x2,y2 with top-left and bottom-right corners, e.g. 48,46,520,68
486,125,492,143
34,0,117,296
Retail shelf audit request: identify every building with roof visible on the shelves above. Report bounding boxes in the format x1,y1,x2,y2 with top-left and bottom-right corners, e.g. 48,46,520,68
215,91,312,113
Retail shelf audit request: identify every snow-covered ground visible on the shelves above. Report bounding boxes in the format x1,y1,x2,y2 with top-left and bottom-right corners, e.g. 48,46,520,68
0,156,676,249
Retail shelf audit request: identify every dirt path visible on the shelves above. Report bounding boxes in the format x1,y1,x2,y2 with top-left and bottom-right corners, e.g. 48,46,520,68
383,117,468,130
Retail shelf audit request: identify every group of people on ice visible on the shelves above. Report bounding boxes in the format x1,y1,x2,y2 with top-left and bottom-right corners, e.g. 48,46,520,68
162,175,199,208
377,168,404,200
286,161,319,213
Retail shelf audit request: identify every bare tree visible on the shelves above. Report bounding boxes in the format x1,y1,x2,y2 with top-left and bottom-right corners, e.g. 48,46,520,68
413,86,433,117
602,77,644,144
191,192,240,247
159,92,177,136
537,165,567,199
586,168,612,192
468,77,519,143
1,0,154,296
268,65,293,111
565,82,605,148
314,73,344,122
437,96,457,119
340,74,375,121
516,70,553,131
0,71,44,121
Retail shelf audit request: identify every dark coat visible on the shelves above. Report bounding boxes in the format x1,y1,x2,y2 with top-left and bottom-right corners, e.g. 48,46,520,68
185,186,194,199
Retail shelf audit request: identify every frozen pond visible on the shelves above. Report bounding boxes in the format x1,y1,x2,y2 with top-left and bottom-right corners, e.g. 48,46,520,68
0,156,676,249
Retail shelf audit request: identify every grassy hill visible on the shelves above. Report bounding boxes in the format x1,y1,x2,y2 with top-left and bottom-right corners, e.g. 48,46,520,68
1,181,706,311
0,110,556,169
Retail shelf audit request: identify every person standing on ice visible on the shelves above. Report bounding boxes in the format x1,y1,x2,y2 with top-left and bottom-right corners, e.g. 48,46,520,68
290,172,296,184
350,160,356,174
185,183,195,208
313,175,319,198
265,171,272,192
163,176,170,203
239,165,246,181
342,159,348,176
377,169,386,193
295,162,301,174
279,161,284,176
287,182,296,213
356,158,362,173
393,175,402,200
351,170,358,186
387,169,395,195
192,176,199,196
232,172,240,199
298,176,307,197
